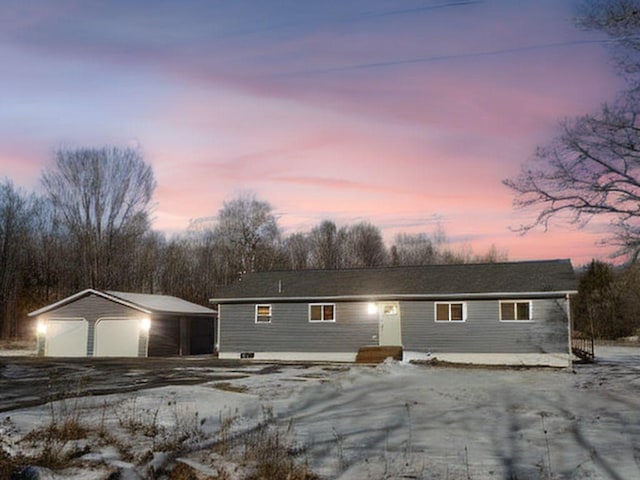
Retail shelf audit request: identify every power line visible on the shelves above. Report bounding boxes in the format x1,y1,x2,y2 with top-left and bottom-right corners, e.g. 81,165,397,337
277,36,636,78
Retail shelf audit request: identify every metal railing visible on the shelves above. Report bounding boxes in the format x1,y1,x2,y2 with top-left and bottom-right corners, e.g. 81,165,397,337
571,333,595,362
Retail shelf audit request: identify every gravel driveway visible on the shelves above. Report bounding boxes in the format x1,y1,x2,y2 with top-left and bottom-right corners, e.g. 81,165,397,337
0,356,271,413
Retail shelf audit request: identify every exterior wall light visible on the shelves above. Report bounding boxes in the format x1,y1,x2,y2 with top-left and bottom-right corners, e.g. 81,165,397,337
140,317,151,331
36,322,47,335
367,303,378,315
36,322,47,357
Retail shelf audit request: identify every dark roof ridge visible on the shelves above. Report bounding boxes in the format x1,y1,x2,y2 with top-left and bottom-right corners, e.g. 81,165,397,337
244,258,572,275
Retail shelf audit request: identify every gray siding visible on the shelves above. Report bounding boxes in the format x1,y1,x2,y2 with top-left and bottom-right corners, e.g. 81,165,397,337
220,297,569,355
220,302,377,353
38,294,145,356
401,298,569,354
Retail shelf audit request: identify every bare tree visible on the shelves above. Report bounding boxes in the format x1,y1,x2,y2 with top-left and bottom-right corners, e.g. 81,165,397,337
158,236,197,300
41,146,156,288
505,1,640,261
114,230,164,293
475,243,509,263
0,180,32,338
343,221,388,267
504,93,640,259
283,232,311,270
214,193,281,279
391,233,436,265
577,0,640,83
26,195,76,302
308,220,345,269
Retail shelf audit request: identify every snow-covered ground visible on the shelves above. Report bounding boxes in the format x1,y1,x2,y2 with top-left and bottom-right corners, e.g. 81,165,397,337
2,346,639,479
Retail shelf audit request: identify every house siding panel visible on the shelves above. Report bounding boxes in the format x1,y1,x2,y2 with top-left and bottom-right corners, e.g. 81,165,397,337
401,298,568,354
220,302,377,353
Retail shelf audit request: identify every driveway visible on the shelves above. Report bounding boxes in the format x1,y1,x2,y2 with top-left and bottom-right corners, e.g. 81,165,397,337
0,356,265,413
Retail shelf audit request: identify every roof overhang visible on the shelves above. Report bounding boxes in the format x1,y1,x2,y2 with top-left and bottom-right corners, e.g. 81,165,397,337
29,289,153,317
210,290,578,304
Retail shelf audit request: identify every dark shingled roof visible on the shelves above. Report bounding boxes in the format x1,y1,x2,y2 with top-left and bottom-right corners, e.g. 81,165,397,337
211,259,577,302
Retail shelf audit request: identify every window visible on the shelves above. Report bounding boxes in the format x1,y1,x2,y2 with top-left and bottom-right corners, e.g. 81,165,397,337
255,304,272,323
309,303,335,322
383,304,398,315
435,302,466,322
500,301,532,321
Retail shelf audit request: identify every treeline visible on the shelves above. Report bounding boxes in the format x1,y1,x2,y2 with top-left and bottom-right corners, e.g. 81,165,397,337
573,260,640,340
0,146,507,339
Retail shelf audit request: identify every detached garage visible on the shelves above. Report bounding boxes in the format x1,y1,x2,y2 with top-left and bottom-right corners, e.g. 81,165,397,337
29,289,217,357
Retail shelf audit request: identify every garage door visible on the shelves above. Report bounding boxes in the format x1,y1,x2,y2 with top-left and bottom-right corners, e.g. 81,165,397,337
94,318,141,357
45,319,89,357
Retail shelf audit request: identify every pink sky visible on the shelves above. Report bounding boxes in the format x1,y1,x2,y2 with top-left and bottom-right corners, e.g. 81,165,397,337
0,0,625,266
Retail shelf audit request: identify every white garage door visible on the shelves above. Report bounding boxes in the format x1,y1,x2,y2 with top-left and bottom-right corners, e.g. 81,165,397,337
45,319,89,357
94,318,141,357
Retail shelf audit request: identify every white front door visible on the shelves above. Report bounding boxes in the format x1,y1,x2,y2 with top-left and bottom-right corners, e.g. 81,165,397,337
378,302,402,346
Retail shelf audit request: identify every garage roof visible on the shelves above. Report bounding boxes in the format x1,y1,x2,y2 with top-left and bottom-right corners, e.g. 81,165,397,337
29,289,216,317
107,291,215,315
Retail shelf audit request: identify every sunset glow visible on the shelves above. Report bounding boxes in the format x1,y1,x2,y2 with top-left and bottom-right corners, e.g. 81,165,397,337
0,0,624,266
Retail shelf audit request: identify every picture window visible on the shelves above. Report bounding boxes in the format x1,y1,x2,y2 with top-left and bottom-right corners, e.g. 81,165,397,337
500,301,532,321
435,302,466,322
309,303,335,322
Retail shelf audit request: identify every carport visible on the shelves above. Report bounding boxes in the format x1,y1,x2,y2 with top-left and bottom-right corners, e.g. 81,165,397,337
29,289,217,357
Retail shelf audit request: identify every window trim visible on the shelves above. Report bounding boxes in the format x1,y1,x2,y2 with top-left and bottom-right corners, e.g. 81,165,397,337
255,304,272,324
308,303,336,323
434,302,467,323
499,300,533,322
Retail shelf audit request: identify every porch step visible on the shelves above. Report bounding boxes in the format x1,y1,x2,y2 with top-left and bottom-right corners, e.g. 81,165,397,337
356,346,403,364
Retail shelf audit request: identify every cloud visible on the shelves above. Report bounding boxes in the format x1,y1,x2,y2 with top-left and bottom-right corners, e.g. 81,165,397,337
0,0,625,266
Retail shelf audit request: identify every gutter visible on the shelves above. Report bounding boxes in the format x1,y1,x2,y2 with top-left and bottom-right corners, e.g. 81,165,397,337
210,290,579,304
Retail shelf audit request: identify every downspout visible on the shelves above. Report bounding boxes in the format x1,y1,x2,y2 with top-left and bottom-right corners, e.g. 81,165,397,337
566,293,573,368
216,304,221,354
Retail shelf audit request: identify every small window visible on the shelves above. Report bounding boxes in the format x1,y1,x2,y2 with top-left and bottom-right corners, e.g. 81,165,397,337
255,304,272,323
500,301,532,321
309,303,335,322
383,304,398,315
435,302,466,322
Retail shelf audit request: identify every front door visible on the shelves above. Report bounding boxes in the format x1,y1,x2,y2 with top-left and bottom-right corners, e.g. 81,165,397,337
378,302,402,346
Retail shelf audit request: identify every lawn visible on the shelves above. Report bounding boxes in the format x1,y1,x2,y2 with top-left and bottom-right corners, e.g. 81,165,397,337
1,346,639,479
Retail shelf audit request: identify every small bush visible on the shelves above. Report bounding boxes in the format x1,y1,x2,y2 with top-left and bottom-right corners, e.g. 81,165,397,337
212,382,248,394
232,407,317,480
20,420,89,470
0,445,26,479
168,462,199,480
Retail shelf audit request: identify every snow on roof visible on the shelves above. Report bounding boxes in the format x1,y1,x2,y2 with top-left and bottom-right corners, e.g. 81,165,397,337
107,291,215,315
29,289,215,317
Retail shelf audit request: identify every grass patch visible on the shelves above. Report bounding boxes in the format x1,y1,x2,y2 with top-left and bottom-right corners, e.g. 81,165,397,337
0,339,35,351
2,374,321,480
3,396,321,479
211,382,249,394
